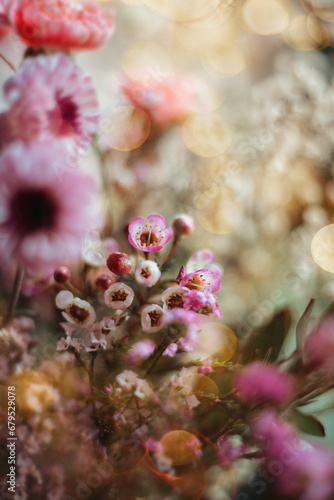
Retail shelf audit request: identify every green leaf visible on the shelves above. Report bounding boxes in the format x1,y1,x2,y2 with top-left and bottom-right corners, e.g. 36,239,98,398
291,409,325,437
237,308,292,364
296,298,315,352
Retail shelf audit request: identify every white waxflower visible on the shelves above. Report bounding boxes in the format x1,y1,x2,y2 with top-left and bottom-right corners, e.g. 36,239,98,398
55,291,96,328
162,286,188,310
141,304,165,333
135,260,161,287
104,283,134,310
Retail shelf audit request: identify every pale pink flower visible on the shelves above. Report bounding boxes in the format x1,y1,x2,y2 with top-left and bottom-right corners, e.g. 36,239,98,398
128,214,173,253
234,362,295,407
84,331,107,352
115,369,138,392
135,260,161,287
104,283,134,310
180,268,221,293
134,379,153,400
57,335,84,352
125,339,155,365
2,0,114,50
0,142,100,272
122,74,194,127
186,249,223,277
82,230,118,267
162,286,188,310
197,359,212,375
183,289,222,318
0,54,99,149
55,291,96,328
141,304,165,333
163,343,178,357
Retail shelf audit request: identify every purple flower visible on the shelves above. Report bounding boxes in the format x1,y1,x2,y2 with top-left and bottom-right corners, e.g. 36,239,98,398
128,214,173,253
234,361,295,407
0,54,99,149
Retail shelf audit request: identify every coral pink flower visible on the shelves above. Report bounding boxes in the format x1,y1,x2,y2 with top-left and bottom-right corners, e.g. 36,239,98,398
0,142,100,272
0,54,99,149
121,74,194,127
303,318,334,376
180,268,221,293
234,361,295,407
2,0,114,50
128,214,172,253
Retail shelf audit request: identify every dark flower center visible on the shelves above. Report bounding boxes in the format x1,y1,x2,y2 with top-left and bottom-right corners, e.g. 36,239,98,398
11,189,58,234
68,304,90,323
111,291,128,302
140,230,158,246
167,294,185,309
58,95,78,128
148,310,162,327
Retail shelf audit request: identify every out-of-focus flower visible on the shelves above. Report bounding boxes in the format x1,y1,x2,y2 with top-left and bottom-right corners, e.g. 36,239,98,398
121,74,194,127
104,283,134,310
125,339,155,365
164,308,199,352
162,286,188,310
134,379,153,400
135,260,161,287
0,3,11,37
2,0,114,50
53,266,70,284
57,335,83,352
84,331,107,352
56,291,96,328
186,249,223,277
169,368,200,412
163,343,178,357
14,370,59,415
107,252,132,275
115,369,138,392
303,318,334,376
180,268,221,293
0,54,99,149
0,142,100,272
183,289,222,318
217,435,249,463
141,304,165,333
82,231,118,267
172,214,195,238
234,361,295,407
197,359,212,374
128,214,172,253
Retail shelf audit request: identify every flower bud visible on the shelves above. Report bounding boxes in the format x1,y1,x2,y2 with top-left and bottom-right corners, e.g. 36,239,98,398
54,266,70,284
172,214,195,238
107,252,132,275
135,261,161,287
96,274,112,291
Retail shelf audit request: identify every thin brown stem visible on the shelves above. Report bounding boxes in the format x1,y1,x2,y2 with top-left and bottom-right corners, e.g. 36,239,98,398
0,53,16,73
2,267,24,327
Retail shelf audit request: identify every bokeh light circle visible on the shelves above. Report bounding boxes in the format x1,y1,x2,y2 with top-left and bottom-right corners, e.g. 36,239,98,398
311,224,334,273
183,114,232,158
159,430,202,466
196,185,243,234
242,0,289,35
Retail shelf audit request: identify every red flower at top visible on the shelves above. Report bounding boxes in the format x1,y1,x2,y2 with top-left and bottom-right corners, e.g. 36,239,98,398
2,0,114,50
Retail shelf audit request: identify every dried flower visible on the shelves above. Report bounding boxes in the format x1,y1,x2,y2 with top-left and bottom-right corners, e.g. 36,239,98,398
135,260,161,287
104,283,134,310
128,214,172,253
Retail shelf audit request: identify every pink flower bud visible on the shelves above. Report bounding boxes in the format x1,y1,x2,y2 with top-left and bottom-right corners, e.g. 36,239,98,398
95,274,112,291
107,252,132,275
172,214,195,238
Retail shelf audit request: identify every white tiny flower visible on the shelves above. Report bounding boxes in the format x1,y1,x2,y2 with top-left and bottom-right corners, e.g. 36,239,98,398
104,283,135,310
141,304,165,333
115,370,138,392
63,297,96,328
134,379,153,400
162,286,188,310
55,290,74,309
135,260,161,287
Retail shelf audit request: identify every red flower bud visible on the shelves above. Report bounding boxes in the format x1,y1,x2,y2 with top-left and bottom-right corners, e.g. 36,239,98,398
107,252,132,275
54,266,70,284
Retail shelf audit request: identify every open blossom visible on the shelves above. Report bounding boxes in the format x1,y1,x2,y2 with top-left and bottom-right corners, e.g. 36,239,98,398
163,343,178,357
180,268,221,293
0,142,100,272
135,260,161,287
186,249,223,277
303,318,334,375
141,304,165,333
234,362,295,407
55,291,96,328
125,340,155,365
162,286,188,310
121,74,194,127
128,214,173,252
183,289,222,318
2,0,114,50
104,283,134,310
0,54,99,149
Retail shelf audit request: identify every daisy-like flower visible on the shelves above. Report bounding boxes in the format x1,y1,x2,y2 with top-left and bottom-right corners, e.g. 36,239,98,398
141,304,165,333
0,54,99,149
104,283,134,310
2,0,114,50
186,249,223,277
180,268,221,293
135,260,161,287
128,214,173,253
183,289,222,318
55,291,96,328
0,142,100,272
162,286,188,310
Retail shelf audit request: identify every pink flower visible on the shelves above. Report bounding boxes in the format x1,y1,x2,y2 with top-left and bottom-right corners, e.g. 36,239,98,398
186,249,223,277
0,142,100,272
163,343,178,357
135,260,161,287
183,289,222,318
121,74,194,127
0,54,99,149
2,0,114,50
180,268,221,293
197,359,212,374
125,340,155,365
234,361,295,407
303,318,334,376
128,214,172,253
164,308,199,352
217,435,249,462
56,291,96,329
141,304,165,333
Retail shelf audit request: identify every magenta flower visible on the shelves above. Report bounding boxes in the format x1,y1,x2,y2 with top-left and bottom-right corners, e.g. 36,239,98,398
0,142,100,272
303,318,334,376
2,0,114,50
128,214,172,253
234,361,295,407
186,249,223,277
180,268,221,293
0,54,99,149
183,289,222,318
125,340,155,365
